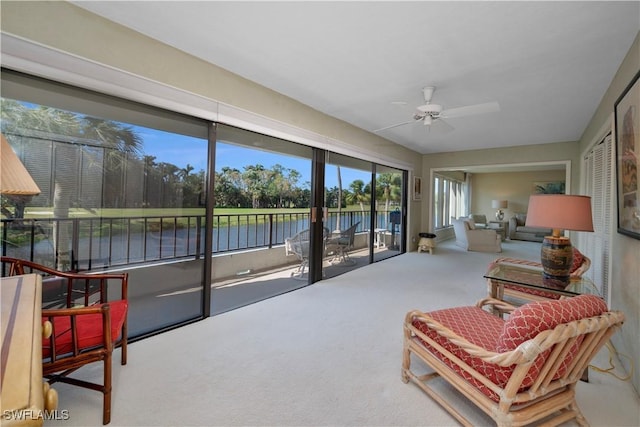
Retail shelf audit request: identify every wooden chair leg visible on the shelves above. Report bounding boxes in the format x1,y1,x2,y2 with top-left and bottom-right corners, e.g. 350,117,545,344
121,328,128,366
103,351,112,425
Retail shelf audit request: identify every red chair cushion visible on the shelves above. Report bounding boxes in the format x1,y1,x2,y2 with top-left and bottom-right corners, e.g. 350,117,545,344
506,284,562,300
42,299,128,357
497,294,607,351
412,306,511,402
571,247,585,274
495,295,607,388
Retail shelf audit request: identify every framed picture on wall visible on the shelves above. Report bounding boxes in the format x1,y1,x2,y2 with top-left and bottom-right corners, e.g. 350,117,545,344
615,69,640,240
532,181,565,194
413,176,422,201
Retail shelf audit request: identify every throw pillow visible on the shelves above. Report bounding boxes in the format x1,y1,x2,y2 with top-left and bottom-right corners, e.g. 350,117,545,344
496,294,607,352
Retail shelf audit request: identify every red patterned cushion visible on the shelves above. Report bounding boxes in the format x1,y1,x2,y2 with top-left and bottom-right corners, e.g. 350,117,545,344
497,295,607,351
42,299,128,357
506,284,562,300
496,295,607,387
570,247,585,274
412,295,607,402
412,306,511,401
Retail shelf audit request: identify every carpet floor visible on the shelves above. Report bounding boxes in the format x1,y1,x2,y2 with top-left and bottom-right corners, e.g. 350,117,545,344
45,239,639,426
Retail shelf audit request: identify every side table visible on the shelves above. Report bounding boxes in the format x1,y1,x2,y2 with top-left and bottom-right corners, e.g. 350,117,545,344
489,220,508,241
418,232,436,254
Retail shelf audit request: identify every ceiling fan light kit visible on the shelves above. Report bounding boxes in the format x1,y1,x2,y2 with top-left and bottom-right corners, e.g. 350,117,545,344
374,85,500,134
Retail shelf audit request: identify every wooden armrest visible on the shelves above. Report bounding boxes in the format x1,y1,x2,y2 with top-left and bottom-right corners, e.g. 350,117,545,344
42,304,113,361
474,297,517,313
1,256,127,308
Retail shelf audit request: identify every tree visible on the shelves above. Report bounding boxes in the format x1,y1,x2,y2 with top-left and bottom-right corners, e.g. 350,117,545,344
242,164,268,208
335,166,343,231
376,173,401,229
347,179,368,215
1,100,143,270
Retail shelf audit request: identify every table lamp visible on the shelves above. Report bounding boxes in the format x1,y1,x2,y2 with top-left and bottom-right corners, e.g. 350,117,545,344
1,134,41,196
526,194,593,284
492,199,508,220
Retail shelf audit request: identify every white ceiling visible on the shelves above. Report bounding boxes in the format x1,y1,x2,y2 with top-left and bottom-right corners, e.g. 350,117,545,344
73,1,639,155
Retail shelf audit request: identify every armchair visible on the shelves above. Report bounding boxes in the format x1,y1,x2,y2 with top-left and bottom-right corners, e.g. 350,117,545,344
284,227,330,278
285,228,311,278
1,257,128,425
452,218,502,253
402,295,624,427
468,213,489,229
325,222,360,265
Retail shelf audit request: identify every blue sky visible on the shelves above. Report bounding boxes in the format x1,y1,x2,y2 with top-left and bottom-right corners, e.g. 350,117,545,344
142,129,369,189
17,102,369,189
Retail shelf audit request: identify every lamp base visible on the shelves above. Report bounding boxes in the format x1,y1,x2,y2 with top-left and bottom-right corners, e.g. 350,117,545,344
495,210,504,221
540,236,573,286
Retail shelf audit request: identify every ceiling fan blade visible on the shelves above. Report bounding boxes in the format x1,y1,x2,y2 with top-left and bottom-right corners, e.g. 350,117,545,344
434,118,454,133
373,118,419,132
440,101,500,119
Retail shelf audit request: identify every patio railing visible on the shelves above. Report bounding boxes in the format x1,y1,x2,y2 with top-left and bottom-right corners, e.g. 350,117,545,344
1,210,384,271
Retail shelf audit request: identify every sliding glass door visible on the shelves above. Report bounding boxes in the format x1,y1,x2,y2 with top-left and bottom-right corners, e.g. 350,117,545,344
1,69,411,334
323,152,373,278
1,69,210,338
210,125,315,314
373,165,405,261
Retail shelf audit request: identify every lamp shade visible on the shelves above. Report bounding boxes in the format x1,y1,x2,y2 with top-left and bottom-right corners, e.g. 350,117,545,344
526,194,593,232
1,134,41,195
492,200,508,209
527,194,593,285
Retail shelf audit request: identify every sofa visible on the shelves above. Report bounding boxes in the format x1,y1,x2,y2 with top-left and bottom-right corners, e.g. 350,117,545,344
452,218,502,253
508,213,552,242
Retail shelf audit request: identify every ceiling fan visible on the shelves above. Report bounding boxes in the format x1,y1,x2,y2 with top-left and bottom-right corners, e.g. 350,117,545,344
374,86,500,133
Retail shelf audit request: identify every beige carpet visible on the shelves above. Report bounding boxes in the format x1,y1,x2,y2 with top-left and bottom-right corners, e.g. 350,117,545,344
45,240,639,426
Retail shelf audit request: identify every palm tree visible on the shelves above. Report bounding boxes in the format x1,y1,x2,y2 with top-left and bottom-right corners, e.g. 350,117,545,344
347,179,368,216
2,100,144,270
335,166,343,231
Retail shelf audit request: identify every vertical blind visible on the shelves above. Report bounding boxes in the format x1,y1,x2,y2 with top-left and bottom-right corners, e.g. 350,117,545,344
583,133,613,303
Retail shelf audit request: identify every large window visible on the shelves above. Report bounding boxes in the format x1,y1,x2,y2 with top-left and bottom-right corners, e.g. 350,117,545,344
1,68,410,337
1,69,210,337
433,173,467,229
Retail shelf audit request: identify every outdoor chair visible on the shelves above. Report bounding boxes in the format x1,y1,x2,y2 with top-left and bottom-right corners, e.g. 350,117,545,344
284,228,311,278
402,295,624,427
284,227,330,278
488,247,591,303
325,222,360,266
1,257,128,425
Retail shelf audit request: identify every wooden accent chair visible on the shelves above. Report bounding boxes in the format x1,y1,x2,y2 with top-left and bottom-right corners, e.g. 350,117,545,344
1,257,128,425
489,247,591,303
325,222,360,265
402,295,624,427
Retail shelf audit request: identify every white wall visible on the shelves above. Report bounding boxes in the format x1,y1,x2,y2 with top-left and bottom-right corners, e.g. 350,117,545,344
0,1,425,248
470,169,567,219
422,141,580,232
579,31,640,394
